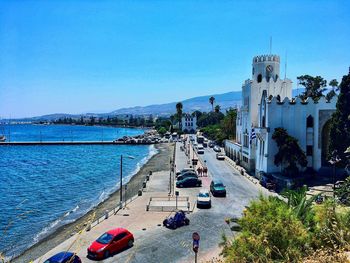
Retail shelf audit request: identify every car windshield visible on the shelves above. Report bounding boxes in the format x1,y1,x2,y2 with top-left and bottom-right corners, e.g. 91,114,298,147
214,183,224,188
199,192,209,197
96,233,114,244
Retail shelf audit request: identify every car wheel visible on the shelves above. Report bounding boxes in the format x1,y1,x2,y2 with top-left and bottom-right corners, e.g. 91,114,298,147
128,239,134,247
173,223,177,229
185,218,190,225
104,250,110,259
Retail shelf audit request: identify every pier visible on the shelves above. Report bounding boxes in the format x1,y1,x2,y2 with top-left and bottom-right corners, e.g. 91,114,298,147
0,141,156,146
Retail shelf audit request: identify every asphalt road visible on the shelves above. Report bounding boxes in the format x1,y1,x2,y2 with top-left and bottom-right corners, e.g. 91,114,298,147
99,142,266,263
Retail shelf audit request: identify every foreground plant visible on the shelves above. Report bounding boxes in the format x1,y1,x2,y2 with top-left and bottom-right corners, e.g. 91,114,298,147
221,195,309,262
221,191,350,263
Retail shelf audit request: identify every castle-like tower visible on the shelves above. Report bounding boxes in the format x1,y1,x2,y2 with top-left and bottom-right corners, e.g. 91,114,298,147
234,54,293,171
252,54,280,83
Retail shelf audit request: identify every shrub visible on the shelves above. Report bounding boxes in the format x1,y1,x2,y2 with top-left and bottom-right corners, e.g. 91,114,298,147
221,195,309,262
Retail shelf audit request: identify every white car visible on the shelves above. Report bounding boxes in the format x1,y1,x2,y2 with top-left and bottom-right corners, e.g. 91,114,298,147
197,189,211,208
216,153,225,160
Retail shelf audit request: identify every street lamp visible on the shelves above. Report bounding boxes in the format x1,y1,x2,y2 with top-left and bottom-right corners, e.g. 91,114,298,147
329,150,341,201
120,154,135,208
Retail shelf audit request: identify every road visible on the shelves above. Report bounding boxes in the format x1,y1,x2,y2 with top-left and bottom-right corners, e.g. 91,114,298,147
98,142,267,263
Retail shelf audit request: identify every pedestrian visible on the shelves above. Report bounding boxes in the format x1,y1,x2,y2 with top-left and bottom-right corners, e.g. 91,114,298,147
197,167,201,176
203,167,208,176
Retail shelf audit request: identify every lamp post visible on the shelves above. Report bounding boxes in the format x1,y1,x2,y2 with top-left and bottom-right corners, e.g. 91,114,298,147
120,154,135,208
329,150,341,206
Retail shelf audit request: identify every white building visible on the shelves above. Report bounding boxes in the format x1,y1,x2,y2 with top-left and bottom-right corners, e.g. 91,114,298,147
181,114,197,133
225,54,336,177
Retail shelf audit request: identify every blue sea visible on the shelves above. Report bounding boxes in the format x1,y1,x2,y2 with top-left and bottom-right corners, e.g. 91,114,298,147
0,125,157,258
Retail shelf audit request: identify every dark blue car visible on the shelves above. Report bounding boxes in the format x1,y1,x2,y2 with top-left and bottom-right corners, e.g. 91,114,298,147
44,252,81,263
163,210,190,229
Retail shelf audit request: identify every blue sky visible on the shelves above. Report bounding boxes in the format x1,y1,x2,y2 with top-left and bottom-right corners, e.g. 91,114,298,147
1,0,349,118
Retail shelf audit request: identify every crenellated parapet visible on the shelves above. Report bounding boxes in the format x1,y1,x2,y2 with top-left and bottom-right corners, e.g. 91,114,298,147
266,95,337,105
253,54,280,63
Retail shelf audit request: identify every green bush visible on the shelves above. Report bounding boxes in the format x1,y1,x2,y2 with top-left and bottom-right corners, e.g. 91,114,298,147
222,195,309,262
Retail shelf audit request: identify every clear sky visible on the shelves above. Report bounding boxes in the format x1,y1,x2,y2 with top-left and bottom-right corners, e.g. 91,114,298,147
1,0,349,118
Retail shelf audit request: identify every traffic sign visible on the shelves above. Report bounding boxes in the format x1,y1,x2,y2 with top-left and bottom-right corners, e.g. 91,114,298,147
192,232,200,241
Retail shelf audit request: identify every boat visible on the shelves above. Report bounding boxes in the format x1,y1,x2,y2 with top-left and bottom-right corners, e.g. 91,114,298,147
0,135,6,142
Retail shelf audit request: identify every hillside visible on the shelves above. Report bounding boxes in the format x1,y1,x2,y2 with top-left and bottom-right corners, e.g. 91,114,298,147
10,89,305,121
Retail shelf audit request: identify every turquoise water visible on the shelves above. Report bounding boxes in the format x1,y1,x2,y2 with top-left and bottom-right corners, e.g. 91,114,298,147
1,124,142,142
0,125,156,258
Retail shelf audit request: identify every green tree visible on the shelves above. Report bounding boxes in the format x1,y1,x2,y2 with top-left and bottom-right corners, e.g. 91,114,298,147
272,128,307,175
214,105,221,113
326,79,339,101
191,110,202,119
297,75,327,101
175,102,183,123
329,72,350,165
221,108,237,140
209,96,215,111
157,126,167,136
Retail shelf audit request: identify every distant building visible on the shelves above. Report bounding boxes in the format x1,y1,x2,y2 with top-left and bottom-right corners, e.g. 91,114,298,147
181,114,197,133
225,54,336,176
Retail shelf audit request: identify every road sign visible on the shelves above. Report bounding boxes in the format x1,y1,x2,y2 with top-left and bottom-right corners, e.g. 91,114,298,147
192,232,200,241
192,232,200,253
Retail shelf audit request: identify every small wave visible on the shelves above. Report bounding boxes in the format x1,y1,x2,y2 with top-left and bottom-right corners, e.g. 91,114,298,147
64,205,80,217
124,145,159,183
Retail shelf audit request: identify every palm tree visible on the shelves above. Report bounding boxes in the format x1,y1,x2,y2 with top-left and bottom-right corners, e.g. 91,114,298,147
209,96,215,111
176,102,183,129
214,105,221,113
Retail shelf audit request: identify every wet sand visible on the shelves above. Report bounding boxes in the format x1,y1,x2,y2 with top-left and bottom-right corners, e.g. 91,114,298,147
12,143,174,263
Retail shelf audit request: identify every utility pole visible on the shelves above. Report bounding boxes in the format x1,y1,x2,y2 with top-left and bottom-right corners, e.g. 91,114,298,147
120,155,123,209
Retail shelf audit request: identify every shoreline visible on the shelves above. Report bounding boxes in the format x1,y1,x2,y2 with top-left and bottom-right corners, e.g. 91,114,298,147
12,143,174,263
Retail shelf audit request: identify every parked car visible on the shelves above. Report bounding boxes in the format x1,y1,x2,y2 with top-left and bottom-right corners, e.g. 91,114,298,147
87,228,134,259
176,171,198,181
208,142,215,148
203,140,208,148
213,146,221,152
216,153,225,160
197,189,211,208
176,177,202,188
210,180,227,197
44,252,81,263
176,168,195,177
163,210,190,229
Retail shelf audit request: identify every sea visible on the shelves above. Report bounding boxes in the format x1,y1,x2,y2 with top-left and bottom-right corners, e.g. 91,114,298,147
0,124,157,258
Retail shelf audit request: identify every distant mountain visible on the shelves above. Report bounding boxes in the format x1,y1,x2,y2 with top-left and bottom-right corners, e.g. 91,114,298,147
109,91,242,116
11,89,305,121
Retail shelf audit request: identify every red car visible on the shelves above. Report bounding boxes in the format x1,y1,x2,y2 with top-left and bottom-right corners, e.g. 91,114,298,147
87,228,134,259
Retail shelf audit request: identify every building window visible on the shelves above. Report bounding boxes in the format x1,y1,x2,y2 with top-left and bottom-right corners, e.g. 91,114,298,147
257,74,262,83
307,145,313,156
307,115,314,128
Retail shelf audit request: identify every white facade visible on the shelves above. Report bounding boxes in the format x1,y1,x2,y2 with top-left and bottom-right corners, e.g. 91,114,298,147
181,114,197,133
225,54,336,176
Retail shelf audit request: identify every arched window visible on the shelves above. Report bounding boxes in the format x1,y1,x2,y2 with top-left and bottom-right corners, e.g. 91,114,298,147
307,115,314,128
257,74,262,83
